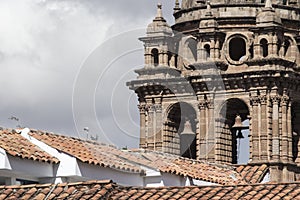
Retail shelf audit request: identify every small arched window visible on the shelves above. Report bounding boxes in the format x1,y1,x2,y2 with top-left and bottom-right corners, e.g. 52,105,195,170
260,39,268,58
204,44,210,60
151,48,159,66
229,37,246,61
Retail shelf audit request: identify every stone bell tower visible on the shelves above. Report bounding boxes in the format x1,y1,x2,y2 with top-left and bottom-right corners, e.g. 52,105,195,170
128,0,300,182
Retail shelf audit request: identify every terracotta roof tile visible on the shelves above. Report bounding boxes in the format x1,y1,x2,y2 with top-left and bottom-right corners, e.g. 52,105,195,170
0,129,59,164
26,129,247,185
28,130,143,173
233,164,269,183
158,158,246,185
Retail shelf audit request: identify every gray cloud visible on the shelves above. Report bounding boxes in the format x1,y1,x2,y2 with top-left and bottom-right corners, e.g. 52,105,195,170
0,0,175,148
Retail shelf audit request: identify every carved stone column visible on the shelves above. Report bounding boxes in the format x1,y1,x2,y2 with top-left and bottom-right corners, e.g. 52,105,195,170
147,104,155,150
287,100,293,162
271,95,280,161
154,103,163,150
162,51,168,66
260,95,268,160
272,35,278,56
138,104,147,148
159,50,164,66
207,99,215,162
253,33,260,59
268,33,273,56
281,95,289,162
250,96,260,162
215,39,220,59
199,101,207,160
210,40,216,60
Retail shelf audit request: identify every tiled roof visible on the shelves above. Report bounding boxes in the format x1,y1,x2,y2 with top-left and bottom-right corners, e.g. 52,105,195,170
27,130,246,185
0,128,259,185
235,164,269,184
0,129,59,164
28,130,142,173
0,180,115,200
1,180,300,200
111,182,300,199
160,159,247,185
124,150,246,185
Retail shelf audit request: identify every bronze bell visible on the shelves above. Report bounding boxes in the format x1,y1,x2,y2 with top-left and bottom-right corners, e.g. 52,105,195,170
180,120,196,156
232,115,249,139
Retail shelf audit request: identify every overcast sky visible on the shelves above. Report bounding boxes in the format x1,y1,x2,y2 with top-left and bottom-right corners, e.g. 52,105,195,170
0,0,175,148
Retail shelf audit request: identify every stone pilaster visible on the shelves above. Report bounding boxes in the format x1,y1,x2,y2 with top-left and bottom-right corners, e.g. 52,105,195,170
253,33,260,59
215,39,220,59
287,100,293,162
154,102,163,150
271,95,280,161
281,95,289,162
207,99,215,162
138,104,148,148
199,100,207,160
250,96,260,162
260,95,268,160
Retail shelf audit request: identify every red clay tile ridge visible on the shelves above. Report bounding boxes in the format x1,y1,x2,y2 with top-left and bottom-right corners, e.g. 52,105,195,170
28,129,144,174
234,164,269,184
124,149,247,185
2,180,300,199
0,128,59,164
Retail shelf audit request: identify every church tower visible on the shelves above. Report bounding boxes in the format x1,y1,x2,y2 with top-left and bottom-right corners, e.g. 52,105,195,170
128,0,300,182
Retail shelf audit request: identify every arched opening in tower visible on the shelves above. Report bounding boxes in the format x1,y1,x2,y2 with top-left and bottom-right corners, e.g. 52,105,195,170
151,48,159,66
218,98,250,164
204,44,211,60
164,102,197,159
260,38,268,58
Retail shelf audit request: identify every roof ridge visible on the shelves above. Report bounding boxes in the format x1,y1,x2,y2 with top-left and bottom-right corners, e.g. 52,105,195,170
30,129,118,149
0,180,114,190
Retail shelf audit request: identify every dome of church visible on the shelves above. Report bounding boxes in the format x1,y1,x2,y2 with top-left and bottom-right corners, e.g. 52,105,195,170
146,4,172,36
180,0,299,10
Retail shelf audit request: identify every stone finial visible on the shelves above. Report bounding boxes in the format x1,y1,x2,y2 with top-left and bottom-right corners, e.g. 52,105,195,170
205,1,213,16
265,0,273,8
156,3,163,19
175,0,180,9
207,1,211,11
